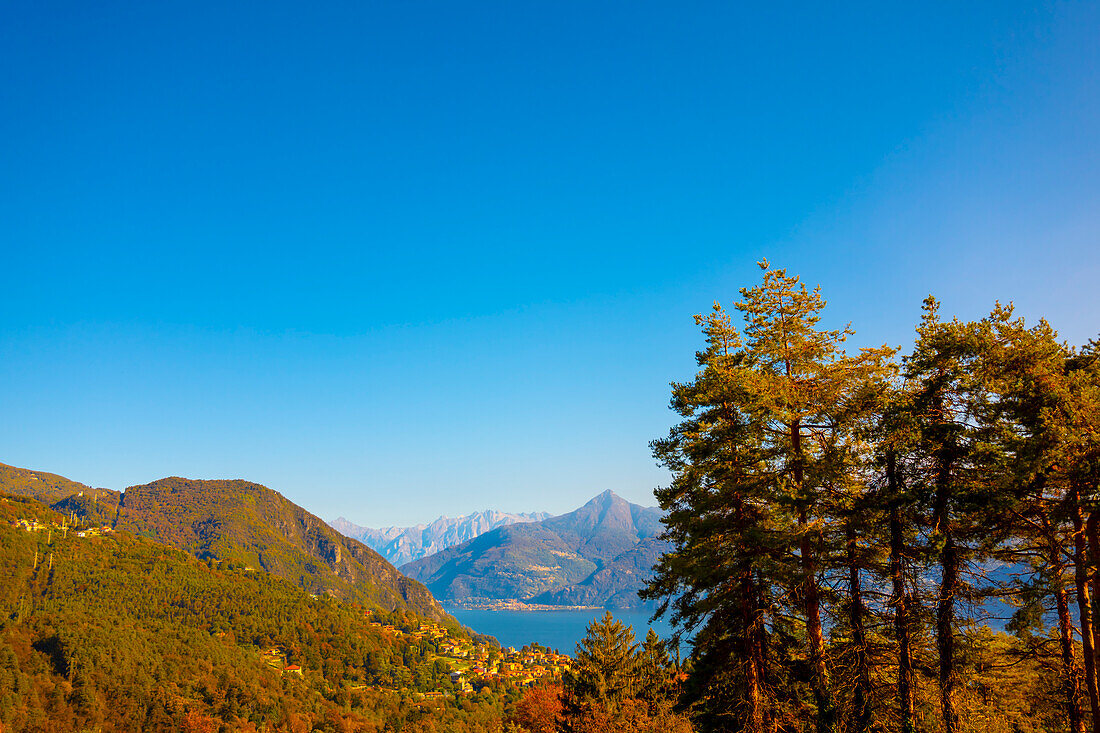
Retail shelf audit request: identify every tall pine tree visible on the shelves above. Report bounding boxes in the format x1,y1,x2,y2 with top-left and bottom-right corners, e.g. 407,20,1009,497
645,262,894,732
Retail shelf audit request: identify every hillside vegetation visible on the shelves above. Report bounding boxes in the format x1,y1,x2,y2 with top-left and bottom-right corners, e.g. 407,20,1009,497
0,464,445,622
0,494,512,732
0,463,120,525
116,477,446,621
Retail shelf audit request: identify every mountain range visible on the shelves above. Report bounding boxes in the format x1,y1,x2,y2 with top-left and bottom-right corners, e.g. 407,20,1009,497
2,461,671,612
400,490,670,608
331,509,550,566
0,459,666,730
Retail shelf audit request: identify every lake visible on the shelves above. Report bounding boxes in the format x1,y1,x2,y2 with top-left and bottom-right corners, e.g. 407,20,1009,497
446,606,686,656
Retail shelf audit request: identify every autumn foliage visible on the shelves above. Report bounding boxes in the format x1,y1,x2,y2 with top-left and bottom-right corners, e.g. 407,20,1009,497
512,682,564,733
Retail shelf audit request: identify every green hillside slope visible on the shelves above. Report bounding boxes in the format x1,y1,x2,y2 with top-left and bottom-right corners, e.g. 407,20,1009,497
115,476,448,621
0,494,506,732
0,463,447,623
0,462,120,525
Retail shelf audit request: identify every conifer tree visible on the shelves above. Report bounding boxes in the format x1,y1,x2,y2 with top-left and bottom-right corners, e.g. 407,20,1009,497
564,612,640,718
636,628,675,704
1067,340,1100,728
646,262,894,733
902,300,985,733
979,308,1100,732
875,390,922,733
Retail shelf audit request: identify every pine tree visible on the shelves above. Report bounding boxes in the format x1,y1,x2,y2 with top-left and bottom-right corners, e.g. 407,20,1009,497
978,307,1100,732
563,612,640,718
875,388,922,733
901,299,987,733
636,628,674,704
645,262,894,732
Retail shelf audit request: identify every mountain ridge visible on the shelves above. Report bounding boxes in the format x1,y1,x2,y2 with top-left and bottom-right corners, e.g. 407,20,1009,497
331,508,551,566
0,462,448,622
116,476,448,620
400,491,669,609
0,489,489,731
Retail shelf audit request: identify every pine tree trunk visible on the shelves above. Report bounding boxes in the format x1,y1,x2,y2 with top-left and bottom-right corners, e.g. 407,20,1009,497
1071,493,1100,732
734,493,766,733
742,572,766,733
791,418,835,733
1089,512,1100,652
1048,518,1087,733
801,513,833,733
1057,581,1087,733
846,523,873,733
887,454,915,733
936,535,959,733
756,569,772,694
932,451,959,733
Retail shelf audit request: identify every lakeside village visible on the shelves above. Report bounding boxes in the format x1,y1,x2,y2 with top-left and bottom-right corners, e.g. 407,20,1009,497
454,599,603,612
11,510,574,702
260,619,572,700
333,618,570,701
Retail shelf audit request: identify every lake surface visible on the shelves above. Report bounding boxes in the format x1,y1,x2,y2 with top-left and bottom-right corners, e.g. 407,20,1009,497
446,606,685,655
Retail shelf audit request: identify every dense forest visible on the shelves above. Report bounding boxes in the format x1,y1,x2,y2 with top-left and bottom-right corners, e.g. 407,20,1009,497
639,263,1100,732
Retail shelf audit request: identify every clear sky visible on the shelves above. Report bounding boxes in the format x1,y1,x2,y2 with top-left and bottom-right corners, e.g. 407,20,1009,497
2,2,1098,527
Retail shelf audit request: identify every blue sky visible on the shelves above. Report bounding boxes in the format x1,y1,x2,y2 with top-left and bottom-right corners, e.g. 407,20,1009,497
2,1,1098,526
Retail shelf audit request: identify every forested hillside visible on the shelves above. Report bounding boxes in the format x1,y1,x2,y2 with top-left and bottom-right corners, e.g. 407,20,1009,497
0,494,511,732
0,464,120,526
0,464,447,623
115,476,447,621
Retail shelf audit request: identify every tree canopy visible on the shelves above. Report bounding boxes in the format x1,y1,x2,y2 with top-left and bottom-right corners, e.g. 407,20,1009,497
646,263,1100,733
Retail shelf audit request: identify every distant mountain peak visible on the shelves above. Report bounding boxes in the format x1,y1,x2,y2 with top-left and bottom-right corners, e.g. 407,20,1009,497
592,489,619,502
402,492,668,609
580,490,657,511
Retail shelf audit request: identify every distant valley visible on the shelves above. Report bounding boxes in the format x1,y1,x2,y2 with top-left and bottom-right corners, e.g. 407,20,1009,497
331,509,550,566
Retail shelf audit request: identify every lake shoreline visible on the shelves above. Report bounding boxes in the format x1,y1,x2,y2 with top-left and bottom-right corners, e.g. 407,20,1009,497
449,600,608,612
